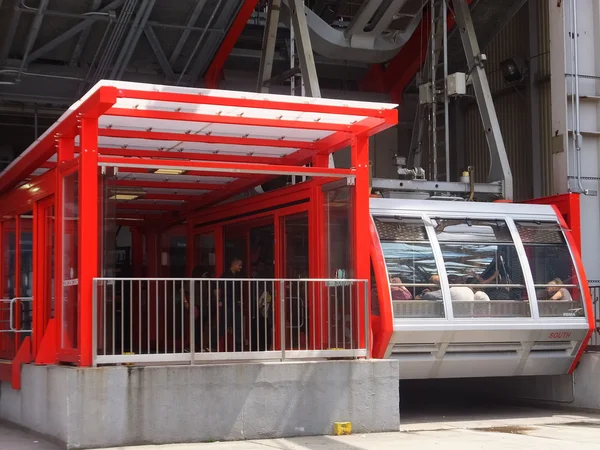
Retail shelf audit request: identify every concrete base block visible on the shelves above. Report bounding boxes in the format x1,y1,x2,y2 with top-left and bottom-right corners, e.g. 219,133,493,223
0,359,399,449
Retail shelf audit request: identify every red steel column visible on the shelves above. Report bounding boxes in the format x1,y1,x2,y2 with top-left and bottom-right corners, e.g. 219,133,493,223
78,117,99,366
55,137,74,354
351,134,370,353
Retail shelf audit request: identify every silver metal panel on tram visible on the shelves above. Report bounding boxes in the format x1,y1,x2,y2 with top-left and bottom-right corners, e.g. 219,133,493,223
370,198,591,379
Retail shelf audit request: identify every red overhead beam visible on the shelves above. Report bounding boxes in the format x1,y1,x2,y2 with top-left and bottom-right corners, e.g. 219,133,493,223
98,156,355,178
142,193,195,201
116,203,181,211
98,128,316,150
116,166,256,179
98,147,290,165
110,179,227,191
106,108,356,132
116,89,393,118
204,0,260,88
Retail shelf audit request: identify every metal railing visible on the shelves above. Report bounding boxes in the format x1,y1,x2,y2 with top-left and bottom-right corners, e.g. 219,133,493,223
92,278,369,366
0,297,33,360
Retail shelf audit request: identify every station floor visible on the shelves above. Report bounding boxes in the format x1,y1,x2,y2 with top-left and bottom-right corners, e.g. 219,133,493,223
3,405,600,450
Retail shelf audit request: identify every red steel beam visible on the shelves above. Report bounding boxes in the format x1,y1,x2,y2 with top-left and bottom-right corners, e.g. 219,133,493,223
115,167,256,179
204,0,260,88
116,89,393,118
116,203,181,211
98,147,290,165
110,179,227,191
98,156,355,178
98,128,316,150
105,108,355,132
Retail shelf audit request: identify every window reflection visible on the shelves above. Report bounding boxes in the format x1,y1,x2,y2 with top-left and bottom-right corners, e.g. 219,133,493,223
374,217,445,319
516,221,584,318
432,218,531,318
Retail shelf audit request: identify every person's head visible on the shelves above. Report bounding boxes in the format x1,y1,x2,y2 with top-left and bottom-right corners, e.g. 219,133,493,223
390,277,402,284
230,257,243,274
547,277,563,293
429,274,440,285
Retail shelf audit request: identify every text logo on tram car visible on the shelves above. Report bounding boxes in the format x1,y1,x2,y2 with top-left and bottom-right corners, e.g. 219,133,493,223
548,332,572,339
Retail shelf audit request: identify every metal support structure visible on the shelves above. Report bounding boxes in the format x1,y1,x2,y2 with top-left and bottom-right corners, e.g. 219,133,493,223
257,0,282,93
169,0,208,66
371,177,502,196
144,26,175,81
288,0,320,97
0,5,22,63
79,117,100,367
70,0,103,67
177,0,225,85
15,0,50,80
111,0,156,80
452,0,513,200
25,0,126,65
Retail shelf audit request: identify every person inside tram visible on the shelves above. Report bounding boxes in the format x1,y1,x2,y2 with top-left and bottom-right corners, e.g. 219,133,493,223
215,256,244,352
467,248,512,300
466,276,491,301
416,274,441,300
390,276,412,300
417,274,476,301
546,278,573,301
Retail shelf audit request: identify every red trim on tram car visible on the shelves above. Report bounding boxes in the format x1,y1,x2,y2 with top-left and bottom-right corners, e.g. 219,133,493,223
369,216,393,359
551,205,595,372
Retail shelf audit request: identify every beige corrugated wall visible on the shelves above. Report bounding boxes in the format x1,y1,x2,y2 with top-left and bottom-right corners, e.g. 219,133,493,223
463,4,550,201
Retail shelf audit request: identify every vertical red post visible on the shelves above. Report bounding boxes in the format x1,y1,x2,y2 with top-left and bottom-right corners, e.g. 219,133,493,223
351,134,370,353
311,154,329,351
55,137,74,354
78,117,100,366
32,200,40,356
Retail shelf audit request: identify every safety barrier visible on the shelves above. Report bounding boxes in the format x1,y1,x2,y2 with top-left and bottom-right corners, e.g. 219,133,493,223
92,278,369,365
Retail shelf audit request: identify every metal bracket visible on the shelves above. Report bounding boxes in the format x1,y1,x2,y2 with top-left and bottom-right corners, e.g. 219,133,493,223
371,177,502,196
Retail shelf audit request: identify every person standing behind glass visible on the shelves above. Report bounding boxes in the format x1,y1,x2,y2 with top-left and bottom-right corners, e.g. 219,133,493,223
217,257,244,352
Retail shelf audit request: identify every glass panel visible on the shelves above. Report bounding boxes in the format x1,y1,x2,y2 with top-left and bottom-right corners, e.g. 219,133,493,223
62,171,79,349
374,216,445,319
1,219,16,299
516,221,584,318
223,225,247,276
19,213,33,297
193,234,216,278
283,213,309,349
324,185,353,279
432,218,531,318
250,225,274,278
45,205,55,319
0,220,16,359
19,212,33,336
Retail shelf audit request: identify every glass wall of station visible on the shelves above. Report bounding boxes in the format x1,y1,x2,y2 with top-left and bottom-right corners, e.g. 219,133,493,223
373,214,587,320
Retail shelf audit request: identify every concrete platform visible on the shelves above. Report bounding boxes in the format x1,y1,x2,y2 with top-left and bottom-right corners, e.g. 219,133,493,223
0,360,399,449
98,408,600,450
